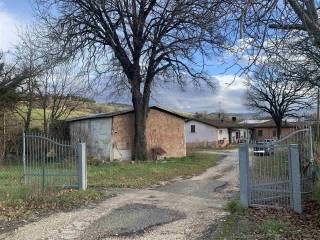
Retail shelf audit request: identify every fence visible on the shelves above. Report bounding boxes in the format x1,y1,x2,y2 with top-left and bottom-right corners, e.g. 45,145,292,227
239,127,315,213
0,132,86,202
23,132,87,190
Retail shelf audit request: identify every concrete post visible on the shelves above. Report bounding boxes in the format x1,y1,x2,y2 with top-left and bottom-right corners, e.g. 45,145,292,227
22,132,26,184
77,143,87,190
239,144,250,207
288,144,302,213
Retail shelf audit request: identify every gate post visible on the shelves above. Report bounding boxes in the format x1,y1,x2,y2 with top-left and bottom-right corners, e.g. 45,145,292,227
22,132,26,184
239,144,250,207
77,143,87,190
288,144,302,213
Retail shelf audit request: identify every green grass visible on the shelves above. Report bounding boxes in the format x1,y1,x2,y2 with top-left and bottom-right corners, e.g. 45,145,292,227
0,152,219,222
215,199,289,240
87,152,221,188
225,199,247,215
0,152,220,201
0,165,107,222
258,218,288,238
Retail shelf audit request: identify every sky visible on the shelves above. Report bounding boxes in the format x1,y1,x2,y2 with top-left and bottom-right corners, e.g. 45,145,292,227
0,0,249,114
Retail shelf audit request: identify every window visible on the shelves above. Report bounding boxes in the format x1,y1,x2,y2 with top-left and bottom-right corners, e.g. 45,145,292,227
219,130,223,134
236,131,240,139
244,131,247,138
191,125,196,133
258,130,263,137
272,129,277,137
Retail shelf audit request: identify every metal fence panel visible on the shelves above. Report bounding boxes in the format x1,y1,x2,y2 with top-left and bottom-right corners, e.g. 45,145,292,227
23,132,84,191
239,127,316,213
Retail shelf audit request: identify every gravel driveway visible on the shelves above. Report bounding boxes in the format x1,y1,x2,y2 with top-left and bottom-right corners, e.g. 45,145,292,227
0,149,239,240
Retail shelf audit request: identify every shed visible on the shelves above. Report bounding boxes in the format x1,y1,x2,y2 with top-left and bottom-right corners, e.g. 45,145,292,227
67,106,187,161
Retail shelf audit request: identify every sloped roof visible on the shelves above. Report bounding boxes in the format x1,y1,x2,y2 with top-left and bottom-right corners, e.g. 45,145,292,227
186,118,241,129
67,106,187,122
246,120,305,128
239,119,269,125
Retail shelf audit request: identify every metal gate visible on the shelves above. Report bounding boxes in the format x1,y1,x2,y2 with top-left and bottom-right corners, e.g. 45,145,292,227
22,132,87,191
239,127,315,213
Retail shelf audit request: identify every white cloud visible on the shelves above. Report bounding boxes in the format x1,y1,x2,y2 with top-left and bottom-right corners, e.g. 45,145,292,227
0,5,23,51
150,75,249,113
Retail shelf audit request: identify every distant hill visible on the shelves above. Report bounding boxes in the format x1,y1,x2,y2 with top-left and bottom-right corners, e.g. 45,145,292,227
17,101,131,129
207,112,260,120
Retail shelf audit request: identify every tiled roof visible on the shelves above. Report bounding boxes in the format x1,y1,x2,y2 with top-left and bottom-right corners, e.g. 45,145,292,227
186,118,241,128
245,120,307,128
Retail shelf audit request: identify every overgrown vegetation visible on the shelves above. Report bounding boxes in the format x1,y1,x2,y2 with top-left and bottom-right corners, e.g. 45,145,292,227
214,199,320,240
88,152,221,188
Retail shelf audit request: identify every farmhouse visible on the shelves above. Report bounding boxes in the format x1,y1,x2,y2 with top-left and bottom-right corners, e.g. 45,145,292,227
185,118,229,148
67,106,187,161
248,120,304,141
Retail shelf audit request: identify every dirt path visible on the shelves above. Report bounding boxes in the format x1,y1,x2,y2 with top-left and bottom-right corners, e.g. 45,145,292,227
0,149,239,240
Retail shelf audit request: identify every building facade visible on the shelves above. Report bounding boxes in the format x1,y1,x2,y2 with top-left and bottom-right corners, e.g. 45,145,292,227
185,119,229,148
68,106,186,161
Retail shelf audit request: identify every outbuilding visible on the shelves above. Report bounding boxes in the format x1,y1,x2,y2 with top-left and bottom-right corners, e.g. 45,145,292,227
67,106,187,161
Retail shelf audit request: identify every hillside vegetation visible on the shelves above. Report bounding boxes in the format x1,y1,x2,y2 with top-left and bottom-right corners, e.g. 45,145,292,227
16,102,130,130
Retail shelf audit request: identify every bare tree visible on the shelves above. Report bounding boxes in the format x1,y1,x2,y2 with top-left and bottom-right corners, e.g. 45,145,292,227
14,33,44,131
230,1,320,77
34,0,234,160
36,63,88,133
234,1,320,139
246,64,313,138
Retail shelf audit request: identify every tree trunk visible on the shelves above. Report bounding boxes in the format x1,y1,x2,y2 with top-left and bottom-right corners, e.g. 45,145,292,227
131,92,148,160
0,112,5,164
25,102,32,132
133,105,148,160
276,124,282,139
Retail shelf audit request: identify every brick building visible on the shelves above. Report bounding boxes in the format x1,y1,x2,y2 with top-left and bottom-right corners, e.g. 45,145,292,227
249,120,299,141
67,106,186,161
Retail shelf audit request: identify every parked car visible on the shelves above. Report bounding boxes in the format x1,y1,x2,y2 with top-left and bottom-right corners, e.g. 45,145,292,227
253,140,275,156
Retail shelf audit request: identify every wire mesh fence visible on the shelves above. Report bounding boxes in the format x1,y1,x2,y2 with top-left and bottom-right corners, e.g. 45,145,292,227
240,127,316,212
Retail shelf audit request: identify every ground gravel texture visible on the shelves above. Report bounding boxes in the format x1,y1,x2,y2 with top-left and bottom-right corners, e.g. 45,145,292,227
0,150,239,240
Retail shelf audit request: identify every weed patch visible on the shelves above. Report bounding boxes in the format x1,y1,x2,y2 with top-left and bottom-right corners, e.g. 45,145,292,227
214,199,320,240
